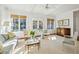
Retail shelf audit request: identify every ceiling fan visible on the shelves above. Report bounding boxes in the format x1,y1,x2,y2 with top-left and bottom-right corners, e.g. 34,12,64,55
45,4,60,9
45,4,49,9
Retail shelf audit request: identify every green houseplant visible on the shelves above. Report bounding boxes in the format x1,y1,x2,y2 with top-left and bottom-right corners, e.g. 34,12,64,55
30,31,35,39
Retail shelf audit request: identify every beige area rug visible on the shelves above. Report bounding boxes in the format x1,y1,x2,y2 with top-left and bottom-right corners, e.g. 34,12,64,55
12,35,79,54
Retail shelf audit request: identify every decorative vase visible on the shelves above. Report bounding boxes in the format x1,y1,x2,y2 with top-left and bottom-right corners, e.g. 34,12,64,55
30,35,35,41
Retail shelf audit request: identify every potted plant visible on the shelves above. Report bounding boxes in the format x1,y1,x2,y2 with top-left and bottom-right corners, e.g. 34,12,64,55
30,31,35,40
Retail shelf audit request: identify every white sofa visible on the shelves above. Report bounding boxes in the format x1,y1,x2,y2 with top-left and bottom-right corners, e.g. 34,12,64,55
0,34,17,54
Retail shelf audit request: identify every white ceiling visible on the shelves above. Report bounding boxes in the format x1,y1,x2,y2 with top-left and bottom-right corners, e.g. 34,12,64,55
3,4,79,16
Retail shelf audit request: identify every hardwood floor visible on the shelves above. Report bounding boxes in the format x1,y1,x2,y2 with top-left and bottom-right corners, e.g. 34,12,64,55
13,35,79,54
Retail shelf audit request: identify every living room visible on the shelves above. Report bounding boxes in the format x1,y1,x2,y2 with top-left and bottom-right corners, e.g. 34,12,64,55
0,4,79,54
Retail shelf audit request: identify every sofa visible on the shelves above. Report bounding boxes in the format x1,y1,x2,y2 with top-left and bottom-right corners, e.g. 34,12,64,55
0,34,17,54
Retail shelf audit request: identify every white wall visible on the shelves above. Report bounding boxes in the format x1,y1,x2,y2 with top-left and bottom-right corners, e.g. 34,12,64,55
73,11,79,33
0,5,11,34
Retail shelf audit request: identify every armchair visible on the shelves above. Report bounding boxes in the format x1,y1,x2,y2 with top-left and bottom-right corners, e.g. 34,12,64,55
63,32,78,47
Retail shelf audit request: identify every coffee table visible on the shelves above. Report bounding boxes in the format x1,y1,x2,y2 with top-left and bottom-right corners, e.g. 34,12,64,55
25,39,40,53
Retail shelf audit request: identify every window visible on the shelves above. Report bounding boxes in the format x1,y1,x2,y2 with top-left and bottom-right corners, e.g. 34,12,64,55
39,21,43,29
47,19,54,29
20,18,26,30
11,15,27,31
13,18,19,31
51,20,54,29
33,21,37,29
33,20,43,29
47,19,51,29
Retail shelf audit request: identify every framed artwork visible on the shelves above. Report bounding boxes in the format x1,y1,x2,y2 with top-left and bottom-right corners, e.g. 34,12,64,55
58,20,63,26
63,19,69,26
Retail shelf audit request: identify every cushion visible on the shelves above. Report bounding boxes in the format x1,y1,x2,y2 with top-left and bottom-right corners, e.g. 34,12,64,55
0,34,6,43
1,34,8,40
7,32,15,40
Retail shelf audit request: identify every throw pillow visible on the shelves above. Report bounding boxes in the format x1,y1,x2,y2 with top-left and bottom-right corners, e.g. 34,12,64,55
7,32,15,40
1,34,8,41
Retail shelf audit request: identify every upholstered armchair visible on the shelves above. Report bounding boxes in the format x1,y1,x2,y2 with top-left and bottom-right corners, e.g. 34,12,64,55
63,32,78,47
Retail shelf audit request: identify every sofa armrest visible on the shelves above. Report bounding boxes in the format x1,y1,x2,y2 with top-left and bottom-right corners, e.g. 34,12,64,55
3,39,18,51
3,44,14,54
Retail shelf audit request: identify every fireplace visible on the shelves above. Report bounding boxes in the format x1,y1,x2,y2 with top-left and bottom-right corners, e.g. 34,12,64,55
57,28,71,37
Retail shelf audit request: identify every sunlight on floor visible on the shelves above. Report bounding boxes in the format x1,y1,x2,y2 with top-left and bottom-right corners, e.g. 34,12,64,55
48,36,57,40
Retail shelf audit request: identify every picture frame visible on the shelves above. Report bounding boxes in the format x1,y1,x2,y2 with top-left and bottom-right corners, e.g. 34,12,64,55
63,19,69,26
58,20,63,26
